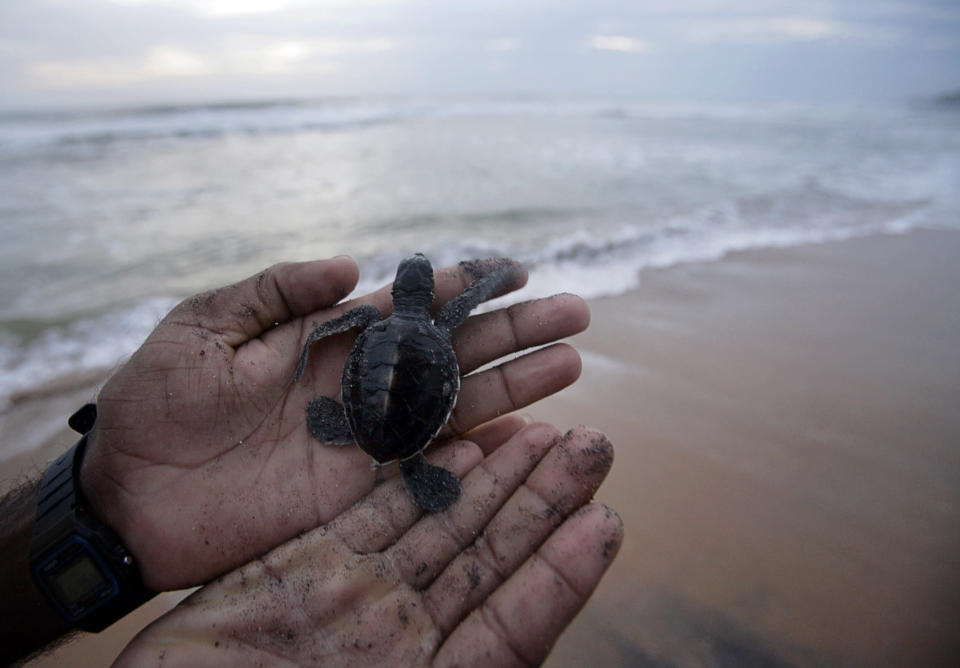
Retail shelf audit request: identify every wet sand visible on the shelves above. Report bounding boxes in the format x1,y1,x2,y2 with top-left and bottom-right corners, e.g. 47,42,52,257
540,229,960,667
4,229,959,666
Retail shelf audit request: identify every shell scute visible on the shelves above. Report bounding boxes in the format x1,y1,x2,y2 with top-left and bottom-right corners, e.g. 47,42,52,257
342,317,459,463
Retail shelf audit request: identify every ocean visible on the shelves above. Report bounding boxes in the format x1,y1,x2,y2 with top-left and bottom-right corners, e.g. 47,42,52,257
1,96,958,412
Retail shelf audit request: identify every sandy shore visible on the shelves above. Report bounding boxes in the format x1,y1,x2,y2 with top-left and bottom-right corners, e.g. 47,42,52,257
5,229,959,666
540,229,960,667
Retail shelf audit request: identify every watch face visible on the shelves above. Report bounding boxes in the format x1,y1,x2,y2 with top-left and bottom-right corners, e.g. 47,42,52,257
49,551,108,605
34,536,118,621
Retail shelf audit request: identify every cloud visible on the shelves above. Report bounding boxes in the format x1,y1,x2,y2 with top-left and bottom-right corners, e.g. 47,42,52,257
27,47,211,88
107,0,401,17
21,37,400,89
486,37,520,53
589,35,650,53
307,38,398,56
919,35,960,51
684,16,900,45
3,0,959,106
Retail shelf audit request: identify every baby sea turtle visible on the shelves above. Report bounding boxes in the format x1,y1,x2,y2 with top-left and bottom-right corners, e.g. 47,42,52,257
294,253,522,512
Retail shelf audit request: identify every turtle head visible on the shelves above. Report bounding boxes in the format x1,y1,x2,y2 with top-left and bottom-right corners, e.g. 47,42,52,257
392,253,434,314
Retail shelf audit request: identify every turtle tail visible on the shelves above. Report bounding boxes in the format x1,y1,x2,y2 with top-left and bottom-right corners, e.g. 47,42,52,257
400,453,462,513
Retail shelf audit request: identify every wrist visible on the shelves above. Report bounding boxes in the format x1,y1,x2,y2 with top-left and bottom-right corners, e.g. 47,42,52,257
0,478,74,665
28,406,156,635
76,424,111,526
76,423,150,586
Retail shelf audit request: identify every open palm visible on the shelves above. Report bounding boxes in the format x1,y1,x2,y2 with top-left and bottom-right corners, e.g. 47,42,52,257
79,256,589,591
113,422,621,667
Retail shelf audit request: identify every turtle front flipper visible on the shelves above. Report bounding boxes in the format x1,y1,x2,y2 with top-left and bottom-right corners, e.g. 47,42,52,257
306,396,354,445
433,259,525,334
399,453,462,512
295,305,382,382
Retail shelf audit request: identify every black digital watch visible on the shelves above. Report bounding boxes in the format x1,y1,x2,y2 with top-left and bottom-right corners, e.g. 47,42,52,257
29,404,155,632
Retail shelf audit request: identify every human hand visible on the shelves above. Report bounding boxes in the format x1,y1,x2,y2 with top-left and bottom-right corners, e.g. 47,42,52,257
80,257,589,591
113,421,621,667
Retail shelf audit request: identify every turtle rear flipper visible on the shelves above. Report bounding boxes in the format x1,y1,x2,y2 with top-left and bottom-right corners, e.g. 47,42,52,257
306,396,354,445
400,453,462,512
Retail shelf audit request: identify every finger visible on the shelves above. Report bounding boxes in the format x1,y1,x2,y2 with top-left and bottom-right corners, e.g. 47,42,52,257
327,439,485,555
434,258,528,311
327,414,528,548
444,343,582,439
435,503,623,668
165,257,360,347
453,293,591,375
341,423,558,557
460,414,529,457
421,427,613,631
386,424,562,585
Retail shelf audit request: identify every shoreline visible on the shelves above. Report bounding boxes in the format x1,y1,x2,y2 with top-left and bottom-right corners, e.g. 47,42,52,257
5,228,960,666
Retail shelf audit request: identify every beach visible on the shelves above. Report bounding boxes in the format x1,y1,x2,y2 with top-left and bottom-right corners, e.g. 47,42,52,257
3,228,957,666
541,229,960,667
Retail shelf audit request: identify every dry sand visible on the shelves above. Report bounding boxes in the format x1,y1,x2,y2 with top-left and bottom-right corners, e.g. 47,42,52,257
4,229,959,666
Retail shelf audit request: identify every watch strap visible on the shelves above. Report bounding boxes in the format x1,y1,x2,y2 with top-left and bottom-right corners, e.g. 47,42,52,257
31,440,81,554
30,408,155,632
67,402,97,435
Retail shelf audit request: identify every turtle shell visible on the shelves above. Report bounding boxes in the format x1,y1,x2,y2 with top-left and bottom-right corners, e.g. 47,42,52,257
341,314,459,463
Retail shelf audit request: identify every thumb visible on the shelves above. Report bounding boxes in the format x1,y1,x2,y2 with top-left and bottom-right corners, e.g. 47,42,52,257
169,256,359,347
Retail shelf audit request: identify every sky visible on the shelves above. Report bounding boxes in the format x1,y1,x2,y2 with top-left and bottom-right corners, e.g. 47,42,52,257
1,0,958,109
